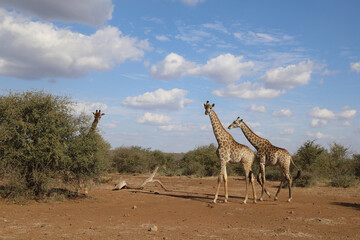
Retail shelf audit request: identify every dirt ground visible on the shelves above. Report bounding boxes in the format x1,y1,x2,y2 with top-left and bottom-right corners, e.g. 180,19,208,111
0,174,359,240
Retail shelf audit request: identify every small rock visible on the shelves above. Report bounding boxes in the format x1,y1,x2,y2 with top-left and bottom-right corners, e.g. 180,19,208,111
207,204,214,208
132,205,137,209
123,213,130,217
149,224,158,232
288,210,295,214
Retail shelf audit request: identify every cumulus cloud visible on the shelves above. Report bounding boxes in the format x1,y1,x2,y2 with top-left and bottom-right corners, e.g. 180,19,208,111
189,54,254,84
150,53,196,80
212,82,285,99
310,119,328,128
137,112,171,125
155,35,170,41
350,62,360,72
0,0,113,26
247,122,261,128
72,102,108,115
0,9,149,80
261,60,314,89
272,109,292,117
248,104,266,113
308,107,336,120
337,106,357,119
150,53,254,83
122,88,192,110
308,106,356,120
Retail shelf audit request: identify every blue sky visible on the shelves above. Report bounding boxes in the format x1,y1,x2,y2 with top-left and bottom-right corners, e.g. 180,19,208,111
0,0,359,154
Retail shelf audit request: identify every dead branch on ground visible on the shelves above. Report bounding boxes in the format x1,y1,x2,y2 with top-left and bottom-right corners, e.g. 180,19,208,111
113,166,168,191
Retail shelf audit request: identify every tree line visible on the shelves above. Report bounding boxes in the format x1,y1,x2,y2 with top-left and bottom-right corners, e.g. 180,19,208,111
0,91,359,202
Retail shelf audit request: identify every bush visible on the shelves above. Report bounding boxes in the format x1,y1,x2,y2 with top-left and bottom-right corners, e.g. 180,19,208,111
329,174,358,188
0,91,110,199
111,146,169,174
292,171,316,187
179,144,219,177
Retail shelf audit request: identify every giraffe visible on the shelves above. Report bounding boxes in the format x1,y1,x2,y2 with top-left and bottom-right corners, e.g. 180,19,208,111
228,117,301,202
78,109,105,195
203,101,257,204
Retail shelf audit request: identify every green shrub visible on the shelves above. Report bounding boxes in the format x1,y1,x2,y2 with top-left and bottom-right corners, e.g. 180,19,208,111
292,171,316,187
0,91,110,200
329,174,358,188
179,144,219,177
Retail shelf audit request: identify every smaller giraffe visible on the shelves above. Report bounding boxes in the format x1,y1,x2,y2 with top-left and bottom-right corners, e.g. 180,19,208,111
228,117,301,202
90,109,105,134
203,101,257,204
78,109,105,195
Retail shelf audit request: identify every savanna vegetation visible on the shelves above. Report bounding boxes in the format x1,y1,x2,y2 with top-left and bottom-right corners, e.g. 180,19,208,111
0,91,359,202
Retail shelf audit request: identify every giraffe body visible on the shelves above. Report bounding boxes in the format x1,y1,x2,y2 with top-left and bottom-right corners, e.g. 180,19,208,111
203,102,256,204
228,117,300,202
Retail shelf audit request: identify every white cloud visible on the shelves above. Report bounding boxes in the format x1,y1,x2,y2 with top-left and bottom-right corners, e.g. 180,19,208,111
150,53,196,80
261,61,314,89
0,0,114,26
213,82,285,99
0,9,150,80
150,53,254,83
72,102,108,115
137,112,171,125
280,128,295,135
122,88,192,110
310,119,328,128
308,107,336,120
306,131,334,139
308,106,356,120
338,106,356,119
189,54,254,84
249,104,266,113
350,62,360,72
272,109,292,117
180,0,206,6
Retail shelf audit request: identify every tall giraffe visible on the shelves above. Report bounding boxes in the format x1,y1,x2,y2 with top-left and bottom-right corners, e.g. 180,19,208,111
228,117,301,202
203,101,257,204
79,109,105,195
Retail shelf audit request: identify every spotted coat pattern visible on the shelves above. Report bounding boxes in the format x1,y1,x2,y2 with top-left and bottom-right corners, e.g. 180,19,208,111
203,102,256,204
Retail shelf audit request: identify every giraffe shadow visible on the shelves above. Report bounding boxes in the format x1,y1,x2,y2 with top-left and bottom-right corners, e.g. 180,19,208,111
331,202,360,211
129,189,246,204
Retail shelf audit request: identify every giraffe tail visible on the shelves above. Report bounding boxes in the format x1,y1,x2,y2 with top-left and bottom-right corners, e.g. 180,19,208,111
290,157,301,181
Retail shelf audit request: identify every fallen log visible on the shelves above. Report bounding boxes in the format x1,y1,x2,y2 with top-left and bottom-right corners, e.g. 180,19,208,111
113,166,168,191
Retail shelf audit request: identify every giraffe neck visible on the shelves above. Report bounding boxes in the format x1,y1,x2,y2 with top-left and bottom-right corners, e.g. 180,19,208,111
90,119,99,133
239,121,269,150
209,110,232,144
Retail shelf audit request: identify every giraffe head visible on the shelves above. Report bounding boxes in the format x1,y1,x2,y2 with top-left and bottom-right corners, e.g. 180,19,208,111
202,101,215,115
92,109,105,120
228,117,243,129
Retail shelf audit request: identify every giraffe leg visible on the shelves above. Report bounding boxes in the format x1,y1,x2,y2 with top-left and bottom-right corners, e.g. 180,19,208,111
243,167,249,204
213,175,222,204
274,176,284,201
285,172,293,202
250,171,257,203
259,163,266,201
223,167,229,203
